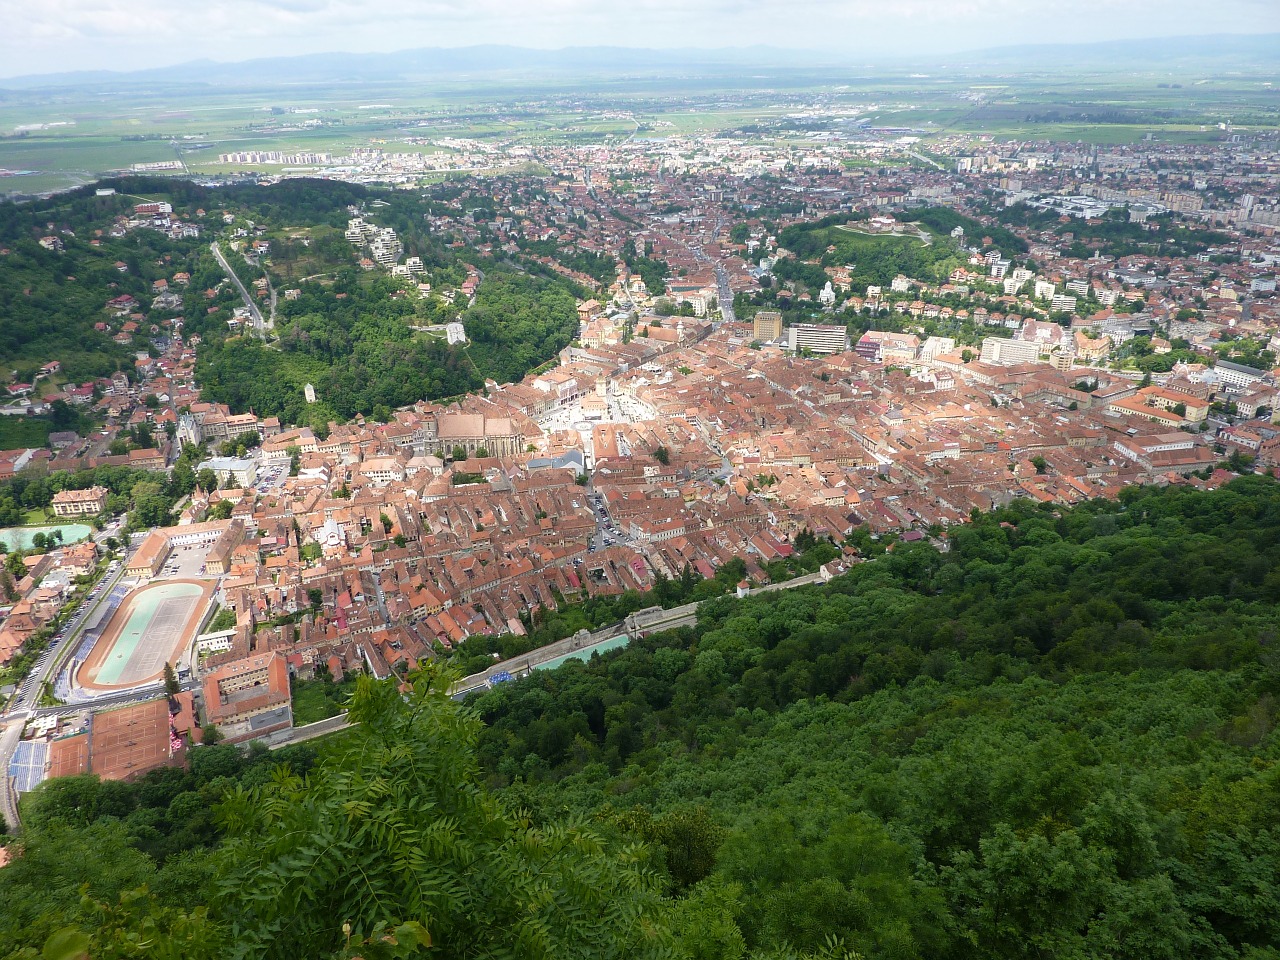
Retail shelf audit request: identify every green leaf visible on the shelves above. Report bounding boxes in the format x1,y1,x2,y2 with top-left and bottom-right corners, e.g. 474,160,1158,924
41,929,91,960
393,921,432,948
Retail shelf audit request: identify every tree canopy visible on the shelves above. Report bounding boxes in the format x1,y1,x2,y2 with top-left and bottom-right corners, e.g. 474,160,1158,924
7,479,1280,960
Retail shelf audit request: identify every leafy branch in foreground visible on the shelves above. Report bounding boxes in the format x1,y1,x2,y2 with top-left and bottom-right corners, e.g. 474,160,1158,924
211,667,675,960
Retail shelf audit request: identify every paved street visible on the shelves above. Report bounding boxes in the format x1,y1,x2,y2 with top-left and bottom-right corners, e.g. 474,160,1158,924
210,241,267,335
0,720,23,830
1,530,139,831
6,527,130,715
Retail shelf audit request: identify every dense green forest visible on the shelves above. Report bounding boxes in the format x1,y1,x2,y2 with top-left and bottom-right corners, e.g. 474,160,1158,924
470,477,1280,960
4,478,1280,959
519,238,616,285
186,182,583,422
461,272,580,384
909,207,1029,255
775,217,966,294
0,220,203,384
0,177,584,433
623,248,671,297
995,203,1232,259
196,266,579,424
196,269,483,427
0,176,372,394
0,678,714,960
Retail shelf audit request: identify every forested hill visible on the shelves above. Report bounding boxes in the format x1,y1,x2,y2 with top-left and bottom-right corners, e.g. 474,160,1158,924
188,177,583,424
0,184,210,384
4,478,1280,959
0,176,378,393
474,476,1280,960
0,177,584,432
197,266,579,426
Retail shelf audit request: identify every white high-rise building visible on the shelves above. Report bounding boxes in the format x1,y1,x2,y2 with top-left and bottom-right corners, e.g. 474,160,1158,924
788,324,850,355
980,337,1039,366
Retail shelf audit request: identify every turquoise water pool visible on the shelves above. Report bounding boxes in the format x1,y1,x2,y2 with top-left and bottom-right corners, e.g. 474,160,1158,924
533,633,632,672
0,523,93,552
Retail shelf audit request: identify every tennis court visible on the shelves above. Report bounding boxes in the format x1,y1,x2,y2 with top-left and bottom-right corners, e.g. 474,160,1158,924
81,580,212,690
47,734,90,779
90,699,181,781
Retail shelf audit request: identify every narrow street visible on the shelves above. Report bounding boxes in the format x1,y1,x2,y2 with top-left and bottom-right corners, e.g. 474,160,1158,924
210,241,267,336
713,259,735,325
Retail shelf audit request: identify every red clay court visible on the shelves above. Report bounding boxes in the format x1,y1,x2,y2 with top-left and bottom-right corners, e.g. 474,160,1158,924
88,698,184,780
47,699,185,782
79,579,214,691
46,734,90,779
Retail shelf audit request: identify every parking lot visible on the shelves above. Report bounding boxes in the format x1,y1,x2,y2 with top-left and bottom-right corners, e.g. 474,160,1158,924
158,540,216,581
586,490,632,552
255,459,288,490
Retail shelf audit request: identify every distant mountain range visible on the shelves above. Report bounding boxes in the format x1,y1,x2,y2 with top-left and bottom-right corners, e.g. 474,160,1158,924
1,34,1276,90
972,32,1280,69
0,46,812,90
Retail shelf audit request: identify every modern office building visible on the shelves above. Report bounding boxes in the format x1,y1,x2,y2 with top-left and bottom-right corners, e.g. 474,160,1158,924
753,310,784,343
787,323,850,355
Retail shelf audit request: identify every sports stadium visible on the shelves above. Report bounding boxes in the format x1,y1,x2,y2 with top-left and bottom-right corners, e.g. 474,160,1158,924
77,579,214,691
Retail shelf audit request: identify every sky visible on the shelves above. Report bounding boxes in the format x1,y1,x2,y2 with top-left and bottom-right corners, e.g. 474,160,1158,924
0,0,1277,79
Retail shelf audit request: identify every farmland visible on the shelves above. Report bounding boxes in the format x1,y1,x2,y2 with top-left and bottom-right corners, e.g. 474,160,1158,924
2,67,1277,198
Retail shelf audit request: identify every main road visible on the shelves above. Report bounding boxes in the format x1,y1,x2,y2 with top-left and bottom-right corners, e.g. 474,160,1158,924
1,532,135,832
670,213,735,327
210,241,267,336
0,720,22,831
703,214,735,325
7,528,131,716
713,259,735,325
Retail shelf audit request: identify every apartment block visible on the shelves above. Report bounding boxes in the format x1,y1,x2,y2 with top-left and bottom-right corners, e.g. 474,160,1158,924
788,324,850,356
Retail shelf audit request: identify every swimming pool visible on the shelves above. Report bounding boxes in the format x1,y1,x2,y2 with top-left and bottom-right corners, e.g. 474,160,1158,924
533,633,632,672
0,523,93,552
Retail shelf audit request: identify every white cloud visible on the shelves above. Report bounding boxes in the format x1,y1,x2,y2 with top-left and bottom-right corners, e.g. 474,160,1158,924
0,0,1276,77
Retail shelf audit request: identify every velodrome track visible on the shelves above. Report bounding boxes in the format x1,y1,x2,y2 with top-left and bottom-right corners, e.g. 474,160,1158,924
78,580,213,691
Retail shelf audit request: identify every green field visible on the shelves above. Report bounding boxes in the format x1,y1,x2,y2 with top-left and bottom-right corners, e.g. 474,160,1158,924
290,675,358,726
835,224,930,247
957,122,1235,145
0,416,53,449
0,69,1274,195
